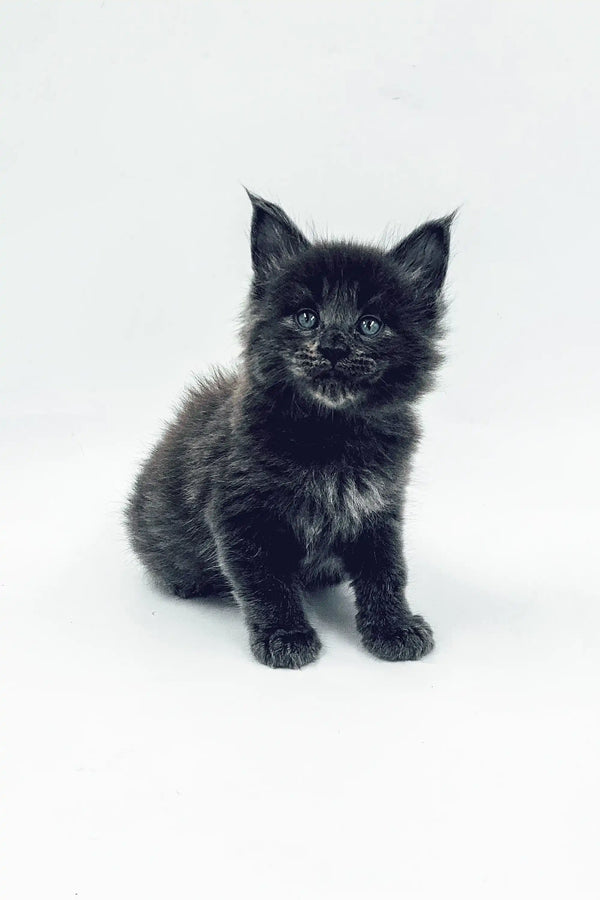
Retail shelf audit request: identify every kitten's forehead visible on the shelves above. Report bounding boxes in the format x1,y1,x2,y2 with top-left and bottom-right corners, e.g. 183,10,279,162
288,243,392,312
320,275,360,315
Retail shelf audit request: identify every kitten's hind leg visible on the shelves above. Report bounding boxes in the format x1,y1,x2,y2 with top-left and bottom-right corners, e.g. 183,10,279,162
170,571,232,600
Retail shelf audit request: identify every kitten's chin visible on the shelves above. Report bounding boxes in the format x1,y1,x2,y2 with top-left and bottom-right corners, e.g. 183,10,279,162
305,379,361,410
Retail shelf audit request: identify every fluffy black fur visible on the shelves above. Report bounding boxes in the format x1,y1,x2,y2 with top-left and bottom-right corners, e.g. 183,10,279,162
126,193,452,668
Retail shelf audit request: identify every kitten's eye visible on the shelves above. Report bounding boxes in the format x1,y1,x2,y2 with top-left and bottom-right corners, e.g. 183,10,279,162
357,315,382,336
296,308,318,330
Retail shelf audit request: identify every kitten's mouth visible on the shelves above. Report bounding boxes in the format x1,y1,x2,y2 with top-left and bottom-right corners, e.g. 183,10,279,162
290,353,378,409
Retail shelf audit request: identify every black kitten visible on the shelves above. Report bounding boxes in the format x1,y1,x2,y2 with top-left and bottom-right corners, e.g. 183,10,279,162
126,193,452,668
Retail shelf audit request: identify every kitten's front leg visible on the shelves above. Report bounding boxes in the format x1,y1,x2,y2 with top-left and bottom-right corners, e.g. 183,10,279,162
210,511,321,669
344,516,434,662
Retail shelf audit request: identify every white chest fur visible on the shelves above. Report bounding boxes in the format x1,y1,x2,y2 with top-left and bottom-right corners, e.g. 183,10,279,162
291,467,389,548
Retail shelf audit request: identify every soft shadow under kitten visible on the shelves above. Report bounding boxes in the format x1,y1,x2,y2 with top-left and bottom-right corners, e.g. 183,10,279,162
126,193,452,668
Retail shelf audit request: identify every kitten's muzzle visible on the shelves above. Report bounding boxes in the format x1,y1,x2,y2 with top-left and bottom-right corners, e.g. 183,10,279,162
291,343,378,383
318,329,351,367
319,345,350,367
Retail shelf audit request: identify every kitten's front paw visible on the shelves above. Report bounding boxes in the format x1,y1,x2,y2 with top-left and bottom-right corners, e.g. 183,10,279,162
250,626,322,669
360,614,434,662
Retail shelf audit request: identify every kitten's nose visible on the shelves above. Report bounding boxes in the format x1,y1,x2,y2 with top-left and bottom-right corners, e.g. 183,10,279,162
319,331,350,366
321,346,349,366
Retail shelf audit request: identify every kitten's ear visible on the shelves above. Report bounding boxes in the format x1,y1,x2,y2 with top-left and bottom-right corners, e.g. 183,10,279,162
246,190,309,275
388,214,454,293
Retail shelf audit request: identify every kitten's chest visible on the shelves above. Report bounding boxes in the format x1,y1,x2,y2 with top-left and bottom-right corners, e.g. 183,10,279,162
290,465,390,548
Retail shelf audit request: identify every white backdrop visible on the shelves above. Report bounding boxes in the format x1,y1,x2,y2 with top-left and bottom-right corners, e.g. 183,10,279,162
2,2,599,898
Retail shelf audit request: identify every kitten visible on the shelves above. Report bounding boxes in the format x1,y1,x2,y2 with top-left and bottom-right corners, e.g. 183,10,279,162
126,192,452,668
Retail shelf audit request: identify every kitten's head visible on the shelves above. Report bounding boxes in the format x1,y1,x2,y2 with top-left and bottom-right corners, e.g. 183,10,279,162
243,193,452,412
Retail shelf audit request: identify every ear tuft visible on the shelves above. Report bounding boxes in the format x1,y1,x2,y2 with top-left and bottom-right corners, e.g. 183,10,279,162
388,214,454,293
245,190,309,275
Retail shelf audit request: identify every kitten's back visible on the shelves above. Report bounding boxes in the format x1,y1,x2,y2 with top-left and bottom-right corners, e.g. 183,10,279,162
125,367,238,587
